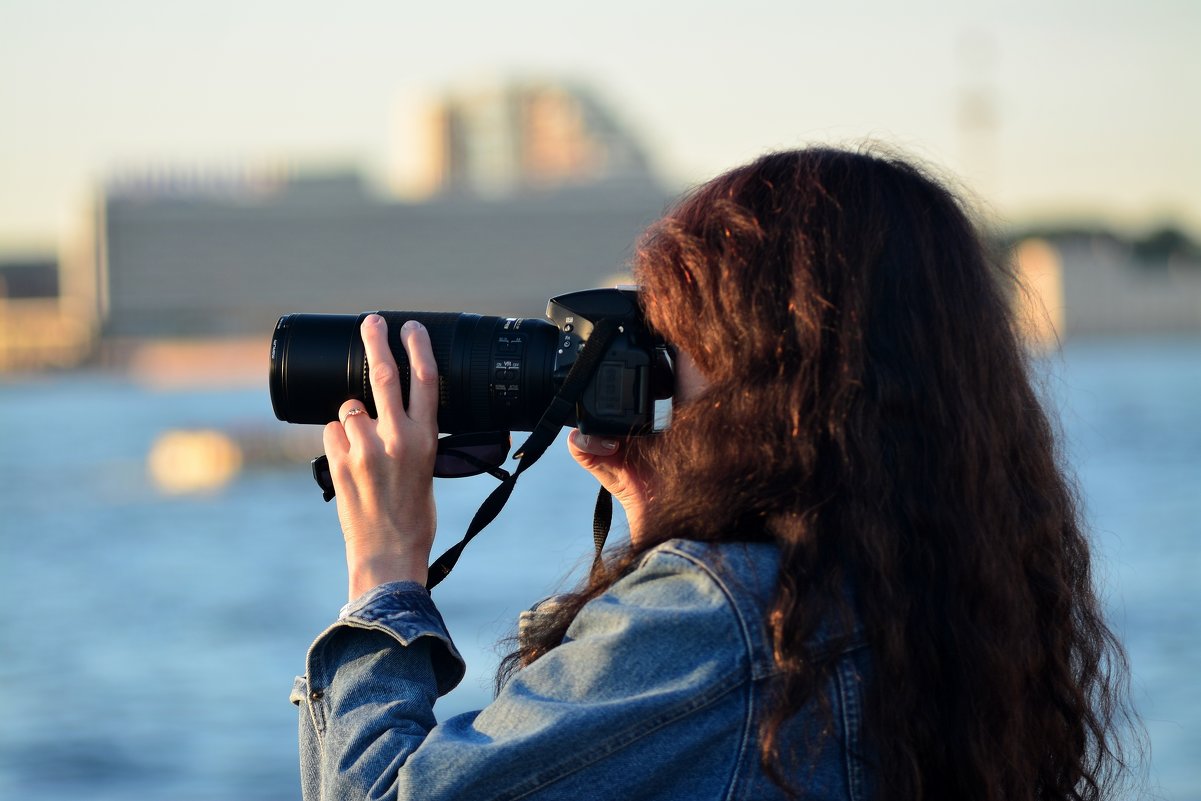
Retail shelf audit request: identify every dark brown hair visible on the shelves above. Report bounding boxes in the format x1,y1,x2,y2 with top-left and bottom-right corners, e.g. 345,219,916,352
505,147,1138,800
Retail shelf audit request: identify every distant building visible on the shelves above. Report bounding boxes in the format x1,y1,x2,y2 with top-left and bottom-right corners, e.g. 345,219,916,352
7,79,1198,377
0,253,95,370
89,82,671,344
96,170,669,339
410,80,659,198
1055,236,1201,337
0,256,58,299
1013,233,1201,343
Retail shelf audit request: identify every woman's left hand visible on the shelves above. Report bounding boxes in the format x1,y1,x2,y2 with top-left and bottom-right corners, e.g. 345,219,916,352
567,430,652,546
322,314,439,599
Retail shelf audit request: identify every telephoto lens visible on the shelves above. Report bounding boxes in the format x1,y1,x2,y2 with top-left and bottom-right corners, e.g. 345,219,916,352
269,311,559,433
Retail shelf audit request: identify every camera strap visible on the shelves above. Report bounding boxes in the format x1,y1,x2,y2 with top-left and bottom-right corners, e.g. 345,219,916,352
425,317,622,590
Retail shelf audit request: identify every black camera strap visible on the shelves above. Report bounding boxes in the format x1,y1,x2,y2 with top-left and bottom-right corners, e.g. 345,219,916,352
425,318,622,590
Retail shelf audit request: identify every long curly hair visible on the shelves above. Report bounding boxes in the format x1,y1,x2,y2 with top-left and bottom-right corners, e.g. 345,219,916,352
504,147,1138,800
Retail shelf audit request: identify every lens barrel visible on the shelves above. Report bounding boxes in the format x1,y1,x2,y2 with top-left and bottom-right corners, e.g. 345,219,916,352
269,311,559,432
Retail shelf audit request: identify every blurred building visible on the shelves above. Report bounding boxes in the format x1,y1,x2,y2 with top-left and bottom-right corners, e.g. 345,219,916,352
96,169,668,341
0,82,672,377
1059,236,1201,336
1014,232,1201,345
0,252,95,370
0,256,58,299
4,80,1199,376
88,81,670,362
409,80,658,197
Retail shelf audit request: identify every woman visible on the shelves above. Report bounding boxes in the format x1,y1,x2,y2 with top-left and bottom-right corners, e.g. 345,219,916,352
295,148,1136,800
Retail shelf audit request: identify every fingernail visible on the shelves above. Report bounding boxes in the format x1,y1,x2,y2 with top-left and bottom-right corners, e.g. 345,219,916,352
363,314,382,328
402,320,422,332
600,439,618,451
575,433,591,449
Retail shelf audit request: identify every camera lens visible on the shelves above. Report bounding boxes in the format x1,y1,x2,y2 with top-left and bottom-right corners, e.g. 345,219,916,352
269,311,559,432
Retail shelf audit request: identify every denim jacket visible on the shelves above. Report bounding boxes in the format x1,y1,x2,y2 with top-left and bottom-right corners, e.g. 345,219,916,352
292,538,872,800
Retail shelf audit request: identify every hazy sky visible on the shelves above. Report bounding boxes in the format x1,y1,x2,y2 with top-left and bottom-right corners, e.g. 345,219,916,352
2,0,1198,250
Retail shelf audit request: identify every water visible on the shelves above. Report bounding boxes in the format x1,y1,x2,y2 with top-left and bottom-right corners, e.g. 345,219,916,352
0,338,1197,800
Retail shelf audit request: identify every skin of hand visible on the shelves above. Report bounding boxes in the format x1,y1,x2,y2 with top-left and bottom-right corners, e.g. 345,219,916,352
567,429,652,545
322,314,439,599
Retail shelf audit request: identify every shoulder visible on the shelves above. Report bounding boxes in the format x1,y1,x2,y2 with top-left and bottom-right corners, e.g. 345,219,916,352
570,539,783,681
638,538,783,602
551,538,863,687
613,539,865,664
600,538,780,617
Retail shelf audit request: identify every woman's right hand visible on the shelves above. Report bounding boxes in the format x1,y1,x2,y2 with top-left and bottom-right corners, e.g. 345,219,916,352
567,430,652,545
323,315,439,598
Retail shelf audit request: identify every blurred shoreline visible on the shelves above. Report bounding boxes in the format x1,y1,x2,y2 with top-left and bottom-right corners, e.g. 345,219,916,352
98,336,269,389
6,330,1201,390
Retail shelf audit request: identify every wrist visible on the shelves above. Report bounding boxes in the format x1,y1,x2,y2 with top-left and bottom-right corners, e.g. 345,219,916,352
346,552,430,599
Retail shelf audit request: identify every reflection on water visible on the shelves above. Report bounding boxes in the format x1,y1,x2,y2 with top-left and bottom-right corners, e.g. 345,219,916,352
0,338,1198,800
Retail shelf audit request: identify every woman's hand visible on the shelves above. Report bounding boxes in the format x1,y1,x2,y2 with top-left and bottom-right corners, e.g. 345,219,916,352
323,315,438,599
567,430,652,545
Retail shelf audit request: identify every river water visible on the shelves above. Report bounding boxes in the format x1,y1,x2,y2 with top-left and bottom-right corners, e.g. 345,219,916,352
0,337,1197,800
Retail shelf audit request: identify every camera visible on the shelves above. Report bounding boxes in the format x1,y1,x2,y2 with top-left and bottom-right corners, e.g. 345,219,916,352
269,287,674,437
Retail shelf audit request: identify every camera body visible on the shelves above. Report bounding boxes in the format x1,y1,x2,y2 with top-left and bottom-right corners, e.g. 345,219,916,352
544,287,671,435
269,287,673,436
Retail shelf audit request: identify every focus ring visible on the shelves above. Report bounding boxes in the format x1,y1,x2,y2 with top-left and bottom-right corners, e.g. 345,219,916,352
469,318,494,431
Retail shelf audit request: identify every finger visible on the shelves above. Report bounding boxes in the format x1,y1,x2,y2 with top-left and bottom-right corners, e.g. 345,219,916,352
360,314,405,424
400,320,439,428
336,398,372,449
567,429,623,475
568,429,621,458
322,420,351,494
567,430,629,495
323,419,349,457
337,399,370,426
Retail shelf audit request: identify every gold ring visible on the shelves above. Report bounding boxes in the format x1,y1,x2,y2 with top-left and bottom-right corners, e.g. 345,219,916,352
341,407,367,424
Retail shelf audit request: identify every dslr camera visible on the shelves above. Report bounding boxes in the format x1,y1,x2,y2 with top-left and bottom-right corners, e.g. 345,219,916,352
269,287,674,437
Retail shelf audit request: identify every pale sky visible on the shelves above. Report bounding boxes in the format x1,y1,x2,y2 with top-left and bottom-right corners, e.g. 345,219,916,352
2,0,1198,250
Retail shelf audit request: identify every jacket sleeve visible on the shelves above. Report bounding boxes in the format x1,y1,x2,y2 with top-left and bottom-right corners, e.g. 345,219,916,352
293,549,754,801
